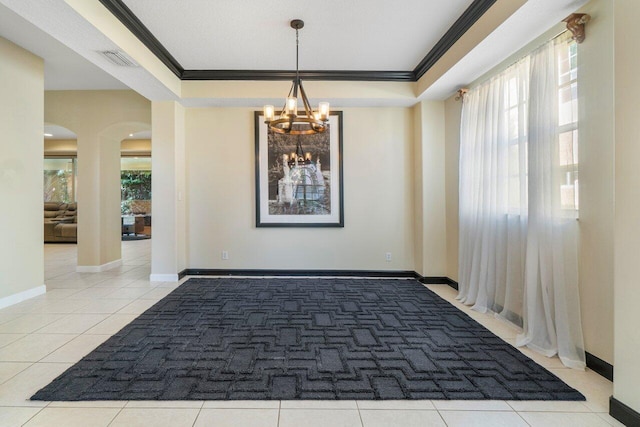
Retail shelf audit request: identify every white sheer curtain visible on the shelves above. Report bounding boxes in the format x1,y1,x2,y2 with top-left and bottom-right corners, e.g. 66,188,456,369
458,33,585,369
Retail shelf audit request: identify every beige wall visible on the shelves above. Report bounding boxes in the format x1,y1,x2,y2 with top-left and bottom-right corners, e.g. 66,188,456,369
121,139,151,155
44,139,151,157
442,0,615,364
44,139,77,156
151,102,186,280
413,101,447,277
575,0,615,366
444,96,461,282
0,37,44,303
185,107,416,271
613,0,640,414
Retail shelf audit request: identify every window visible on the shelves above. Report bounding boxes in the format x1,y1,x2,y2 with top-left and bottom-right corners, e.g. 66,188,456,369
505,68,529,213
44,157,76,203
503,39,579,214
557,41,579,212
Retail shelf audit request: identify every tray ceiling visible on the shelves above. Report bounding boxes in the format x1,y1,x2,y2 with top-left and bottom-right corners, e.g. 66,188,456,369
119,0,475,72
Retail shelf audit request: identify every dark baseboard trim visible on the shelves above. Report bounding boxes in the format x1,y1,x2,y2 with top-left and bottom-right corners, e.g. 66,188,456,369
445,278,459,290
418,276,449,285
179,271,465,286
610,396,640,427
585,352,613,382
182,269,421,278
418,277,459,290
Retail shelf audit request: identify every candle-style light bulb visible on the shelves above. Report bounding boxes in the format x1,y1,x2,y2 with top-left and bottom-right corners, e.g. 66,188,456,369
264,105,275,122
286,97,297,116
318,102,330,120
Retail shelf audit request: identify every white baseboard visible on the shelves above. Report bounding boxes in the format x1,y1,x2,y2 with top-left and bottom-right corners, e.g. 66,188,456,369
76,259,122,273
149,274,179,282
0,285,46,310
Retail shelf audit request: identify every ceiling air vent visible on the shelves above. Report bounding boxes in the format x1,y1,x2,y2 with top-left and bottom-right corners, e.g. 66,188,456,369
98,50,139,67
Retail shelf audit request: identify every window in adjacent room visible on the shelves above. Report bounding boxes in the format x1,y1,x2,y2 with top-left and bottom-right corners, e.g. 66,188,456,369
121,156,152,215
44,157,77,203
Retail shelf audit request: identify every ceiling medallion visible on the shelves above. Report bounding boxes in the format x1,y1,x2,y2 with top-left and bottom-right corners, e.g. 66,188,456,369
263,19,330,135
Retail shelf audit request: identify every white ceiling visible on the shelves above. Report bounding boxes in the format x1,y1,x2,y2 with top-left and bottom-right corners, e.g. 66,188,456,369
0,2,127,90
122,0,474,71
43,124,77,140
0,0,589,103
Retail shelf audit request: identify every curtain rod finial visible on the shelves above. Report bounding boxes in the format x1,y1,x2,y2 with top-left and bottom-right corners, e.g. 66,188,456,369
563,13,590,43
455,88,469,101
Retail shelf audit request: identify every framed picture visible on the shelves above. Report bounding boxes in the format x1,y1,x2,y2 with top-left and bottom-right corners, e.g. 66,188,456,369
254,111,344,227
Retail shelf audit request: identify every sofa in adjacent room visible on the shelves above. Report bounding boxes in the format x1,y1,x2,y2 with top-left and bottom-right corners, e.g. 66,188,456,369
44,202,77,243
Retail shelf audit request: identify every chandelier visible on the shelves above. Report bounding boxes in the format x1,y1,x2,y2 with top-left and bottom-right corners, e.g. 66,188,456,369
263,19,330,135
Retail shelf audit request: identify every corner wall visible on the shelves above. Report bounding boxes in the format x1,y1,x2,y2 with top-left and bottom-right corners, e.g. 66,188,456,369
414,101,447,277
444,96,461,282
575,0,615,367
0,37,45,305
613,0,640,417
185,107,416,271
151,101,186,280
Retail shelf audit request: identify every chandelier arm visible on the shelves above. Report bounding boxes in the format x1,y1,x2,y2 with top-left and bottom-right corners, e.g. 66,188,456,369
298,81,314,119
268,117,325,135
279,82,295,120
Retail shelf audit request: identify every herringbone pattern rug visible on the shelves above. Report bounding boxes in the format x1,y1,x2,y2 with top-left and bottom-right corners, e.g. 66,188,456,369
32,277,584,401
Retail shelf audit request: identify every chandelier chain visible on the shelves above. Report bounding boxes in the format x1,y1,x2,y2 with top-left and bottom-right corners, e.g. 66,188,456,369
295,28,299,85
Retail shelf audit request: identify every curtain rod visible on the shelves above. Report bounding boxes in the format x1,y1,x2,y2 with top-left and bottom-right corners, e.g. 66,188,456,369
456,13,590,100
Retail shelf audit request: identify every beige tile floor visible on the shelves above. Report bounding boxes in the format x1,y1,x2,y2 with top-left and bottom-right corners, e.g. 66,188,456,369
0,240,623,426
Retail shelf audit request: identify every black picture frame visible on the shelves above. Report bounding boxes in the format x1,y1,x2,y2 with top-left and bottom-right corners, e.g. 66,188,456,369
254,111,344,227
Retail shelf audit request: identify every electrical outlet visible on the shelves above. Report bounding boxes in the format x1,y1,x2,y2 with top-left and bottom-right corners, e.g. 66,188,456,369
221,250,229,260
385,252,392,262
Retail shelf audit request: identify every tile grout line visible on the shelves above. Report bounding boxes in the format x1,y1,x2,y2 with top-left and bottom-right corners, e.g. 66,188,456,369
0,361,35,386
277,400,281,427
105,405,125,427
19,404,47,427
434,408,450,426
191,405,203,427
355,400,365,427
513,409,534,427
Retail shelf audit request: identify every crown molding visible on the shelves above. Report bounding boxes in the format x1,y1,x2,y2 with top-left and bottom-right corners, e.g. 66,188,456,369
97,0,183,78
98,0,496,83
181,69,414,82
413,0,498,80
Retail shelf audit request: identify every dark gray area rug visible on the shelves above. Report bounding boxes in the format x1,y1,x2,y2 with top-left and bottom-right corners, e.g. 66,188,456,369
32,277,585,401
